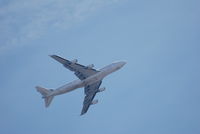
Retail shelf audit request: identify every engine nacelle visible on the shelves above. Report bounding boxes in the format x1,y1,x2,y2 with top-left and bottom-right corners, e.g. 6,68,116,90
98,87,106,92
71,59,78,64
86,64,94,69
91,99,98,105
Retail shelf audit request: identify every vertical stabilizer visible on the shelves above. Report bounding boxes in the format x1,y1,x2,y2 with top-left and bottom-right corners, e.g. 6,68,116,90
36,86,54,107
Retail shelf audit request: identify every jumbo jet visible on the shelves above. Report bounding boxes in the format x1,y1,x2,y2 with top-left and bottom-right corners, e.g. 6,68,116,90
36,55,126,115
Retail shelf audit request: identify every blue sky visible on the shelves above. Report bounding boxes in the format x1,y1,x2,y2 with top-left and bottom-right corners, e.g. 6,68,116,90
0,0,200,134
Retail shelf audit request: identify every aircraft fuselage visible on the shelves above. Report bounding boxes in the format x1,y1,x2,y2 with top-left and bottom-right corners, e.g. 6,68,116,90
50,61,126,96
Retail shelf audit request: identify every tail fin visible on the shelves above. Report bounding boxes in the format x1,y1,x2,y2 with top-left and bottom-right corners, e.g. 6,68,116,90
36,86,54,107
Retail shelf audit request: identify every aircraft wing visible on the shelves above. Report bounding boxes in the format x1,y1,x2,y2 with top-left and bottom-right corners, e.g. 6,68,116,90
50,55,99,80
81,81,102,115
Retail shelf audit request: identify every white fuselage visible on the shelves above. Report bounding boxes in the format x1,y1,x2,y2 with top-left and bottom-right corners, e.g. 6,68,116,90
50,61,126,96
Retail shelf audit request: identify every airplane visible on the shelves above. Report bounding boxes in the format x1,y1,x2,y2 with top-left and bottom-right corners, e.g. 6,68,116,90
36,55,126,115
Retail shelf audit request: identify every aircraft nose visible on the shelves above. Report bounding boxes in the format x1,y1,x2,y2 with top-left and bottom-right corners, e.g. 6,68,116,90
119,61,126,67
121,61,126,66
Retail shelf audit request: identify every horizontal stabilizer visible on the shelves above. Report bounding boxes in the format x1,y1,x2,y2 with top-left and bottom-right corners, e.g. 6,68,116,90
36,86,54,107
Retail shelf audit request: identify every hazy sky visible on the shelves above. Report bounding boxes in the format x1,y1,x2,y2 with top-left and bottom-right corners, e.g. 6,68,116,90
0,0,200,134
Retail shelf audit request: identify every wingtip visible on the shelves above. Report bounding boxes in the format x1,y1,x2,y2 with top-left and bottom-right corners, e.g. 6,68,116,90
35,86,41,91
49,55,55,58
80,112,86,116
45,104,50,108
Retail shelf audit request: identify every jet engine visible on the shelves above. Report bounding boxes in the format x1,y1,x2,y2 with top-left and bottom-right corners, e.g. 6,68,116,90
98,87,105,92
86,64,94,69
71,59,78,64
91,99,98,105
